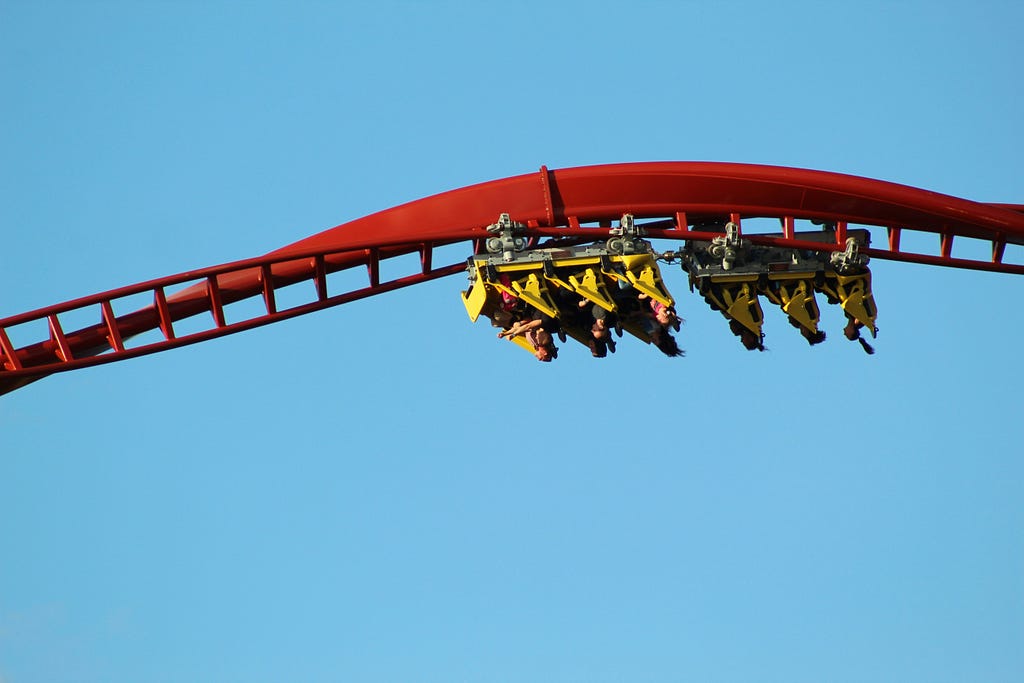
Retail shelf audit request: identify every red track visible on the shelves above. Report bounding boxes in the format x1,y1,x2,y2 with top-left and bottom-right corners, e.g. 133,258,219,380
2,161,1022,395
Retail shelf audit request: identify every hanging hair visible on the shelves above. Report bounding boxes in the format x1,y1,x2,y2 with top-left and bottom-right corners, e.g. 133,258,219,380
654,332,685,358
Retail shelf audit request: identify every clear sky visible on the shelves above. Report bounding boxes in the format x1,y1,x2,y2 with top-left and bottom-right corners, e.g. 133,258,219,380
2,1,1022,681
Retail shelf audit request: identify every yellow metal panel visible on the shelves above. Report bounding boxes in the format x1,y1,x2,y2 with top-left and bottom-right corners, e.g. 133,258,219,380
603,253,640,286
617,254,651,271
706,281,763,336
474,260,544,275
818,271,878,336
620,255,674,307
568,267,617,312
781,280,820,332
546,255,606,269
460,277,489,322
838,272,877,336
767,271,818,281
511,273,559,318
473,252,608,274
766,279,821,333
509,334,537,354
724,283,763,334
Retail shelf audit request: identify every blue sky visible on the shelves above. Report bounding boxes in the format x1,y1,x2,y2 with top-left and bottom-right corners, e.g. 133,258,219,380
2,1,1022,681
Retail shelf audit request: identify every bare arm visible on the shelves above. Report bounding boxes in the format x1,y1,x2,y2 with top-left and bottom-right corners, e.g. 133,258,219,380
498,317,544,339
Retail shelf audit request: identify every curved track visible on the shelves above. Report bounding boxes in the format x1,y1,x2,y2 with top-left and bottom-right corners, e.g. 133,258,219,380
2,162,1022,395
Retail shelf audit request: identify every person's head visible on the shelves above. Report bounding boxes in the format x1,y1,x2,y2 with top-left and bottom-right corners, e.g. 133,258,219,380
532,329,555,362
655,306,678,328
740,329,762,351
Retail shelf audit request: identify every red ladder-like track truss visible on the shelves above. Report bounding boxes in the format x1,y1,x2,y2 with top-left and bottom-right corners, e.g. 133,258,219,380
2,162,1023,396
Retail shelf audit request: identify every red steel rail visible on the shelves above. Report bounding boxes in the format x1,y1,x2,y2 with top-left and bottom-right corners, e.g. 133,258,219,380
2,161,1022,395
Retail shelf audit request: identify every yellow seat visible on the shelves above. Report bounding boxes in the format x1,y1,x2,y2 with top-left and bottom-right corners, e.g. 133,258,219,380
817,270,878,336
511,272,560,319
619,254,674,307
567,267,618,312
461,276,489,322
508,334,538,354
702,278,764,339
762,276,822,336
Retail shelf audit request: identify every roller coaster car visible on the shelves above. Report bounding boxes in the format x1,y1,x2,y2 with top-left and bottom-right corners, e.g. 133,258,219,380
682,227,873,348
461,242,677,354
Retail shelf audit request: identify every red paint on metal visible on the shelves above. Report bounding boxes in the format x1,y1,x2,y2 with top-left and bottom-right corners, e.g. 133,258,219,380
539,165,554,227
47,315,73,362
313,256,328,302
1,161,1022,395
0,328,22,370
259,264,277,314
101,300,125,352
154,288,175,340
993,238,1006,264
835,221,848,246
419,243,432,274
940,233,954,259
782,216,795,240
367,249,380,287
888,227,902,252
207,276,226,328
675,211,689,232
861,247,1024,275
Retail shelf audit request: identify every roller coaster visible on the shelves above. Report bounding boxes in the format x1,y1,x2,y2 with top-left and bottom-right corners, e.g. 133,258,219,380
2,162,1022,395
